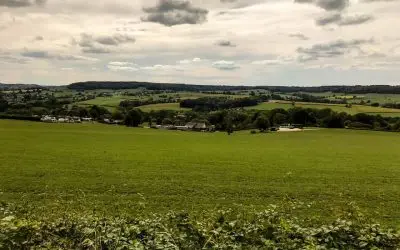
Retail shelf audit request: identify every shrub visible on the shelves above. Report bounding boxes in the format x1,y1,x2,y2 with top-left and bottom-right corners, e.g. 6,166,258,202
348,122,373,130
0,204,399,249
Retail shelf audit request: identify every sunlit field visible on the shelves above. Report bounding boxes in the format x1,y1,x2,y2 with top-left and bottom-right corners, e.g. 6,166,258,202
1,120,399,225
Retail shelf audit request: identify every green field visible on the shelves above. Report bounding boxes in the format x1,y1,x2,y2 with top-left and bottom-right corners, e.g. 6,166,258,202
76,92,249,111
292,92,400,104
249,101,400,117
0,120,399,225
78,96,131,108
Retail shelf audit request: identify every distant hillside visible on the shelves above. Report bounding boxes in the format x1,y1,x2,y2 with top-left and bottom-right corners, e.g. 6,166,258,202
68,81,400,94
0,83,43,90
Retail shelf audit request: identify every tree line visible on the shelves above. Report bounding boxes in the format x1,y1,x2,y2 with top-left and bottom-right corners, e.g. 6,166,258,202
179,96,268,111
124,107,400,133
67,81,400,94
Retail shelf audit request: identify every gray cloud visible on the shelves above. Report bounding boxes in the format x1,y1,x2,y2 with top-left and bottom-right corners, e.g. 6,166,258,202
75,33,135,54
142,0,208,26
21,50,97,60
339,14,374,25
212,60,240,70
288,33,310,40
95,34,136,46
316,13,342,25
297,39,374,61
216,40,237,47
0,53,28,64
0,0,46,8
81,47,111,54
295,0,349,11
316,13,374,26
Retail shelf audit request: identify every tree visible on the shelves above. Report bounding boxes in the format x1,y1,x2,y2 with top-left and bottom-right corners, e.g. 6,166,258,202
124,109,142,127
111,110,125,120
162,118,173,125
224,114,234,135
272,113,287,125
255,115,270,132
89,105,110,119
371,102,380,107
0,99,8,112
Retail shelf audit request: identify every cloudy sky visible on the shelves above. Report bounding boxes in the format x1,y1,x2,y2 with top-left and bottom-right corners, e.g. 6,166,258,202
0,0,399,86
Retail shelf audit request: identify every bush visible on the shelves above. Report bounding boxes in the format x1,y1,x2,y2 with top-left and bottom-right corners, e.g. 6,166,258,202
124,109,143,127
250,130,257,134
0,204,399,249
348,122,373,130
371,102,380,107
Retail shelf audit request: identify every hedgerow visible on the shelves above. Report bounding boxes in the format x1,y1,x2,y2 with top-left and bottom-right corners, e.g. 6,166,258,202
1,203,399,249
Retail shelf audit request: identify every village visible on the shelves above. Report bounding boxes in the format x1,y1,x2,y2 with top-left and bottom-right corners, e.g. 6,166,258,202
40,115,96,123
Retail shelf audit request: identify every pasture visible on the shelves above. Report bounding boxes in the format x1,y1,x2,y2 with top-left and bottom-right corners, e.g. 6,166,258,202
0,120,399,225
294,92,400,104
248,101,400,117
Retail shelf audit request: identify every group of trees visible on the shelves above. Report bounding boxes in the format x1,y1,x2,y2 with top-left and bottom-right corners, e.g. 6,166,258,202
289,93,347,104
179,96,269,111
116,106,400,133
382,103,400,109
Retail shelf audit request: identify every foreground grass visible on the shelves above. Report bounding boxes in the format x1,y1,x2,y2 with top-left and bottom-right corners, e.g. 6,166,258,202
0,120,399,225
248,101,400,117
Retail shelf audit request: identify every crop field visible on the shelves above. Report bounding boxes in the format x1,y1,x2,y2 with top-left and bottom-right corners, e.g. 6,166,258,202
248,101,400,117
0,120,400,225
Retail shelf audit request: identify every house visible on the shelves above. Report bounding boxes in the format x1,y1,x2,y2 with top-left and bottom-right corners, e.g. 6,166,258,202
81,117,93,122
175,125,190,131
72,117,82,123
41,115,57,123
185,122,214,132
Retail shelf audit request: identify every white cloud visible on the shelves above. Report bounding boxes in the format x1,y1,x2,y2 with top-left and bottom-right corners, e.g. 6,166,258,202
178,57,203,64
140,64,184,71
108,61,136,66
0,0,399,85
212,60,240,70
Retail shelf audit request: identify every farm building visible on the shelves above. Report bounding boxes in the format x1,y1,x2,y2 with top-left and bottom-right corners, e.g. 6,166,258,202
152,122,214,132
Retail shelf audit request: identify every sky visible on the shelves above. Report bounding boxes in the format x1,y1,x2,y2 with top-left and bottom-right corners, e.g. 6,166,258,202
0,0,399,86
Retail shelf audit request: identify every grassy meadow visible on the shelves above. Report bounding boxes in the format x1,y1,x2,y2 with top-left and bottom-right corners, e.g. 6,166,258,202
292,92,400,104
76,91,249,111
0,120,400,225
248,101,400,117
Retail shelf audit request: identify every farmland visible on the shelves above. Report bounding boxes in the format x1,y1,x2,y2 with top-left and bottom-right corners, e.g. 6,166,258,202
248,101,400,117
0,120,399,225
76,91,249,111
296,92,400,104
